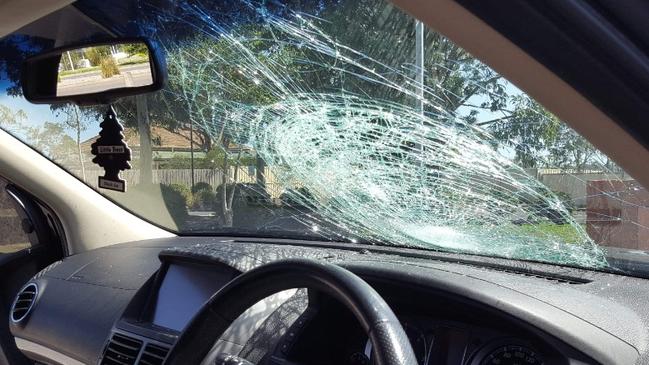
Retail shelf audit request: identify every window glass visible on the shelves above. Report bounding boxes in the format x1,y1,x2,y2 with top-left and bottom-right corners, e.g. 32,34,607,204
1,0,648,273
0,178,31,255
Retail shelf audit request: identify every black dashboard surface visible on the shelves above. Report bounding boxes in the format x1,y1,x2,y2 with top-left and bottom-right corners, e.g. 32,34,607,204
9,237,649,364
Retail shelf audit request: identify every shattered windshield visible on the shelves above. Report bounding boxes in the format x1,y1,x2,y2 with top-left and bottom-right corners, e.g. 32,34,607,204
2,0,649,272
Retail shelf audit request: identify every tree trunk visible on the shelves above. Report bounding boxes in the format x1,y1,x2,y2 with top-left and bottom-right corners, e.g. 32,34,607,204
136,95,153,185
255,155,265,189
228,150,242,209
77,128,86,180
220,147,242,227
74,107,86,180
223,208,233,227
220,147,233,227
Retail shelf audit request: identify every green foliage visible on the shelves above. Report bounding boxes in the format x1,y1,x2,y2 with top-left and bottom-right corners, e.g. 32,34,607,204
0,104,27,134
215,183,270,206
280,187,316,209
488,95,600,169
168,183,193,207
59,66,100,78
157,152,256,170
59,50,84,72
122,43,149,56
311,1,507,114
523,188,576,225
547,128,598,171
203,148,227,169
84,46,112,66
159,155,192,169
0,2,603,178
100,57,120,78
516,223,583,245
551,191,576,214
192,182,212,194
190,182,216,209
0,106,79,162
489,96,561,168
192,189,216,210
159,26,313,152
52,104,97,140
24,122,76,161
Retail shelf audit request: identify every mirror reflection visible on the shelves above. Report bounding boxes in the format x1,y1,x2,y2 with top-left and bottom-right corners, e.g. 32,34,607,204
56,42,153,97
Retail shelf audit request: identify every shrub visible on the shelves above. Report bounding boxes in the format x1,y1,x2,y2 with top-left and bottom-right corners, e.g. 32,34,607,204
280,187,316,210
215,183,270,206
100,57,120,78
527,189,575,225
193,189,217,210
192,182,213,194
84,46,111,66
553,191,575,213
167,183,193,207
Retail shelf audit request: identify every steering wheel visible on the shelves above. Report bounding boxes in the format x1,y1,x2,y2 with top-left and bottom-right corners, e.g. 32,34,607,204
165,258,417,365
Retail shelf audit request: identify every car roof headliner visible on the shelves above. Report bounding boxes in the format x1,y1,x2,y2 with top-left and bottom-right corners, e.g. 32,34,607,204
0,0,76,38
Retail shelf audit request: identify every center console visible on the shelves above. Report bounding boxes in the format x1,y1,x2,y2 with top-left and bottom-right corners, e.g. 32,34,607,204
99,258,239,365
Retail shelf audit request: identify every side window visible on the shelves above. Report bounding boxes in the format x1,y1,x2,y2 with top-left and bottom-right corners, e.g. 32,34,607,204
0,178,31,255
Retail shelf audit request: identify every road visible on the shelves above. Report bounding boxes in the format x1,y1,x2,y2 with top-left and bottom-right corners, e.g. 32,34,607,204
57,63,153,96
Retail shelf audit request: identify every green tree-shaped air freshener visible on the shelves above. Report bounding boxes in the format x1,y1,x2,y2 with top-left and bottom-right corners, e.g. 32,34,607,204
91,105,131,192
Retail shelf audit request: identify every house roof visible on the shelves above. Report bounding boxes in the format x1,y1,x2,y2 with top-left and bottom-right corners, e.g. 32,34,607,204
81,126,252,153
81,125,199,150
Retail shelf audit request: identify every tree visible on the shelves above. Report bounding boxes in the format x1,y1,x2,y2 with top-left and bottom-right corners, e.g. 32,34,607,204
123,43,149,56
160,26,308,226
24,122,77,161
299,0,507,117
53,104,99,180
548,127,599,172
0,104,78,162
488,95,598,169
0,104,28,135
0,0,605,206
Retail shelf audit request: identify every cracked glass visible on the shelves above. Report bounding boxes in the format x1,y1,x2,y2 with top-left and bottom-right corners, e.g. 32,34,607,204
2,0,649,273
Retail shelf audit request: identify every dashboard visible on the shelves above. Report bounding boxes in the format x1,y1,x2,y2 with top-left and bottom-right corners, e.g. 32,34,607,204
150,262,237,332
8,237,649,365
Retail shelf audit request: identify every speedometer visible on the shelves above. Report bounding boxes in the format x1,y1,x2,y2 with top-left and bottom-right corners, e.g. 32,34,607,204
474,344,544,365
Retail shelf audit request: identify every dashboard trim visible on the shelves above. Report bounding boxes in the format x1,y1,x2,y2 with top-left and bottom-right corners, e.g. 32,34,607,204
12,238,649,365
343,262,638,365
15,337,85,365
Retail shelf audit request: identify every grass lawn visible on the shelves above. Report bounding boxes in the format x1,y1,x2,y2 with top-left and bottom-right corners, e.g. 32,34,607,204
59,56,147,79
118,55,148,66
516,223,586,244
59,66,100,78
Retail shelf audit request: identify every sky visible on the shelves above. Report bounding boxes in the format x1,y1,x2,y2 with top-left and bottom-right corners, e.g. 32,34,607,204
0,79,101,143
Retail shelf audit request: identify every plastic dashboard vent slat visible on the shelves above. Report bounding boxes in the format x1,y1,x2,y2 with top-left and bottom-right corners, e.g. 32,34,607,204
101,333,143,365
11,283,38,323
138,343,170,365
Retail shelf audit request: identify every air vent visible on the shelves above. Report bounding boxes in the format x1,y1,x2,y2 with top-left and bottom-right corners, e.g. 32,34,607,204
101,333,143,365
138,343,170,365
11,283,38,323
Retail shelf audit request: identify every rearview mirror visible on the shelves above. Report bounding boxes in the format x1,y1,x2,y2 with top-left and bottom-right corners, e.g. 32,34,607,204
22,38,166,105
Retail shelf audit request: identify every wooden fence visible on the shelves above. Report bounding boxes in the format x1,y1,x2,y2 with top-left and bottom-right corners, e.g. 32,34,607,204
71,167,287,198
70,167,636,204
